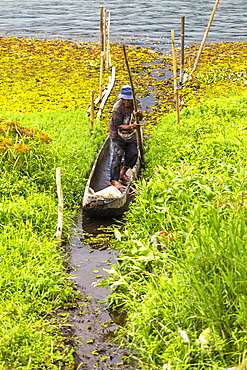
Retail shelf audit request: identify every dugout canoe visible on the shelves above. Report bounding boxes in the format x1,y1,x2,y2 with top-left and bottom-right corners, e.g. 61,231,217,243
82,136,141,219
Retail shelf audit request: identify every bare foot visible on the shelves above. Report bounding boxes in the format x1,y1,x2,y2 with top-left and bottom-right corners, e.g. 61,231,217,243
120,173,131,182
111,180,126,189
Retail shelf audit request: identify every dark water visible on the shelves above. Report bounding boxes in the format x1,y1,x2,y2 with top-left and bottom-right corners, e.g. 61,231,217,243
69,212,136,369
0,0,246,49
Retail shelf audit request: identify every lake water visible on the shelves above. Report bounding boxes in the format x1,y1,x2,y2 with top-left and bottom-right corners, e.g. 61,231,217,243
0,0,246,49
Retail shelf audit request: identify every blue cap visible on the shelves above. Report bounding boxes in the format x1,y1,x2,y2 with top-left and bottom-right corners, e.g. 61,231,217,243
119,85,133,100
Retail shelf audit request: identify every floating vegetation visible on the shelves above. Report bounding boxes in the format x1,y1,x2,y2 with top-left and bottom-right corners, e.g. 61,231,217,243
0,35,247,369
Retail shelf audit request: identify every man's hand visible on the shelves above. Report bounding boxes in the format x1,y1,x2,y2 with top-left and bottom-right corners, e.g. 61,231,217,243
134,110,143,120
130,122,145,129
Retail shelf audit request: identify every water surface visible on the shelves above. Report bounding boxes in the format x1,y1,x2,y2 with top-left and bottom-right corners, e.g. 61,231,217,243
1,0,246,49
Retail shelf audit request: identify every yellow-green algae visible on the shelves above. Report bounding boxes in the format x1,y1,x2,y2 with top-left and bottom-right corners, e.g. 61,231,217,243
0,37,246,131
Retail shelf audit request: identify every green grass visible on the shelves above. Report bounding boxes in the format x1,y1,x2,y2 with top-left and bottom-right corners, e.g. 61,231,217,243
104,92,247,369
0,110,105,368
0,110,105,207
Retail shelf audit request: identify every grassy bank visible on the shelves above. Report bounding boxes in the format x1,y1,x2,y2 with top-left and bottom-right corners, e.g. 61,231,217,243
0,112,105,369
105,92,247,369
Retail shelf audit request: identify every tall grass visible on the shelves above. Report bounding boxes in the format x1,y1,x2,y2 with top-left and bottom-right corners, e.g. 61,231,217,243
104,93,247,369
0,111,105,368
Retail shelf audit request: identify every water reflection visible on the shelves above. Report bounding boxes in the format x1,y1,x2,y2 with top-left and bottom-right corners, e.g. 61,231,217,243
0,0,246,47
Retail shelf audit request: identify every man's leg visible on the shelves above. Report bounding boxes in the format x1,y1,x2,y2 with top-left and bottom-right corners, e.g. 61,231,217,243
124,140,138,168
110,139,126,188
120,140,138,182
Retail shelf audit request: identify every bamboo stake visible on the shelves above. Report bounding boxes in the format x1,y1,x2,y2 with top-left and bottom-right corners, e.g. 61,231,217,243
86,90,106,116
180,15,185,83
106,12,112,68
56,167,63,247
90,90,95,130
122,44,144,159
100,6,104,54
99,51,104,100
103,8,107,64
192,0,221,73
171,30,180,124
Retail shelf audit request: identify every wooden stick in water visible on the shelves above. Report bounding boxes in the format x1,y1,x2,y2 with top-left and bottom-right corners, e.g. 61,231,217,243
99,6,104,100
99,51,104,100
180,15,185,83
192,0,221,73
103,8,107,64
100,6,104,54
106,12,112,68
122,44,144,159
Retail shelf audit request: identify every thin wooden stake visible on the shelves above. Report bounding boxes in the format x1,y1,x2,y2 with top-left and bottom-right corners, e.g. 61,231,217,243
106,12,112,68
192,0,221,73
99,51,104,100
122,44,144,159
56,167,63,247
103,8,107,64
100,6,104,54
90,90,95,130
171,30,180,124
180,15,185,83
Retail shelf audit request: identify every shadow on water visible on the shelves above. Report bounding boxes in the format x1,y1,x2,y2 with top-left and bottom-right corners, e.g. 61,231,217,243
68,210,137,370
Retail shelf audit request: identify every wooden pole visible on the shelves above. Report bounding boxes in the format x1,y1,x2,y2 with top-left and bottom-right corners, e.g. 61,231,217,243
122,44,144,159
106,12,112,68
99,51,104,100
192,0,221,73
56,167,63,247
180,15,185,83
99,6,105,99
90,90,94,130
103,8,107,64
100,6,104,55
171,30,180,124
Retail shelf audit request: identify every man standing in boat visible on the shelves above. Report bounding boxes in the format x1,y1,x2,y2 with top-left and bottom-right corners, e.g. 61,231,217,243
109,85,143,189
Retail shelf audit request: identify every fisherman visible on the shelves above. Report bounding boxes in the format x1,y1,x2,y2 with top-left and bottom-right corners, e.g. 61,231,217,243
109,85,143,189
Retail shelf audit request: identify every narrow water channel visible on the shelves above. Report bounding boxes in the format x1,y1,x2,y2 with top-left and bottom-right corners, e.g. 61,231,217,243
69,210,137,370
68,63,170,368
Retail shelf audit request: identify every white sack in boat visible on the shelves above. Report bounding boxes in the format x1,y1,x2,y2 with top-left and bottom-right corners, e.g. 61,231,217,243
89,186,122,198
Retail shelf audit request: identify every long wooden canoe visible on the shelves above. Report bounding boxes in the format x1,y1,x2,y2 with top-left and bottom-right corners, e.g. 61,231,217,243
82,136,141,218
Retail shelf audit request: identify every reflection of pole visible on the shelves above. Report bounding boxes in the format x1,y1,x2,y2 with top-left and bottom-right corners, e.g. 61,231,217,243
180,15,185,83
171,30,180,124
192,0,220,73
122,45,144,159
